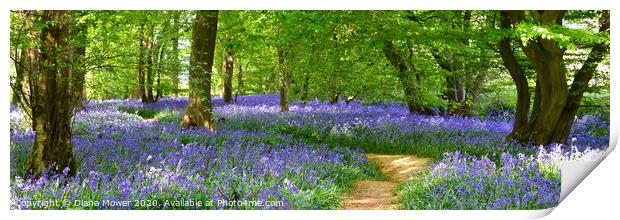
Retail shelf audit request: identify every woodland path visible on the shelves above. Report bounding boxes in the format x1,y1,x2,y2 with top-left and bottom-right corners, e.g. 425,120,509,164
339,154,431,210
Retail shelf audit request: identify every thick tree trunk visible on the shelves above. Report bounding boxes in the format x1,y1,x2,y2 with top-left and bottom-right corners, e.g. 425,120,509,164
551,10,610,142
27,11,84,177
499,11,531,141
519,11,568,145
182,10,218,131
222,48,234,103
277,48,289,112
500,10,608,145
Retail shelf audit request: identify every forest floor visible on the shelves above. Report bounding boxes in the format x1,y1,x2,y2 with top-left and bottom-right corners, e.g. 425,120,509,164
340,154,431,210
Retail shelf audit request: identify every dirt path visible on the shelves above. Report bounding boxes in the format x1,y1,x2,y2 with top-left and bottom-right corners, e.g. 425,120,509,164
339,154,431,210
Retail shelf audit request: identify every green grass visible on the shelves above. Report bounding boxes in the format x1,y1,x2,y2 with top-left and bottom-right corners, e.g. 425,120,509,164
116,106,159,119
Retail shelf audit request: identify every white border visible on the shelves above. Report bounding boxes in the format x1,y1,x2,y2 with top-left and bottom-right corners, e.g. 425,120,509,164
3,0,618,10
2,1,618,220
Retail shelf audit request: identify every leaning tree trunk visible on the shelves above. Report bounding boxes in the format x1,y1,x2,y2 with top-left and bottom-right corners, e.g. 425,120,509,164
222,47,234,103
277,48,289,112
551,10,610,142
499,11,531,141
27,10,84,177
382,41,427,114
182,10,218,131
518,11,569,145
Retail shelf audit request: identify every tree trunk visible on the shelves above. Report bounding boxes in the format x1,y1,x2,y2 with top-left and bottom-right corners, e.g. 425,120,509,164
551,10,610,142
329,90,341,105
155,43,164,101
499,11,531,141
12,47,27,104
222,47,234,103
182,10,218,131
518,11,568,145
27,11,84,177
277,48,289,112
300,73,310,103
236,56,244,96
382,41,427,114
137,21,147,103
171,12,181,98
501,10,609,145
145,24,155,103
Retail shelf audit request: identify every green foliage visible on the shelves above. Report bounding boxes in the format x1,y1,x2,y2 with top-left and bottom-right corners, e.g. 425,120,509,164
10,10,607,115
116,106,158,119
155,110,183,123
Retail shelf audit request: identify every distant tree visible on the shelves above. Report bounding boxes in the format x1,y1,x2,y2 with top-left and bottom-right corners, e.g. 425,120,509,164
236,56,245,97
277,48,290,112
137,18,148,102
170,11,182,98
222,47,234,103
182,10,219,131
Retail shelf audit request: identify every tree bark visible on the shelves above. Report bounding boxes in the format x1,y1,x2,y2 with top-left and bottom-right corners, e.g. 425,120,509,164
171,12,181,98
182,10,218,131
382,41,427,114
499,11,531,141
137,21,148,103
27,11,84,177
277,48,289,112
12,47,27,104
222,47,234,103
300,73,310,103
551,10,610,142
236,56,244,96
500,10,609,145
145,24,155,103
155,44,164,101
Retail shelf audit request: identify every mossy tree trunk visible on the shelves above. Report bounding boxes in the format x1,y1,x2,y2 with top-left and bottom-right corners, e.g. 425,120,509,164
500,10,609,145
26,10,86,177
382,41,429,114
499,11,531,141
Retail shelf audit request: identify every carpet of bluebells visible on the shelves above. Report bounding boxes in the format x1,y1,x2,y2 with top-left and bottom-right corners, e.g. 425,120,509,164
9,94,609,210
